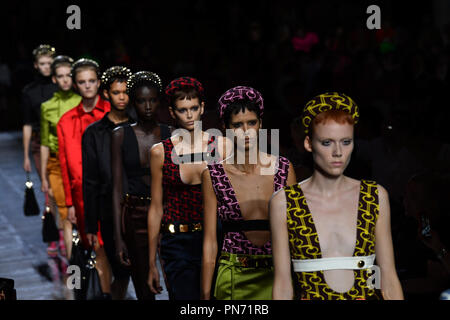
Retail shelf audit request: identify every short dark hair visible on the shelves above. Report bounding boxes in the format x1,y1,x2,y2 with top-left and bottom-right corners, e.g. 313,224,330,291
101,66,132,91
51,55,74,76
129,82,161,102
222,99,262,128
169,87,203,109
127,71,162,100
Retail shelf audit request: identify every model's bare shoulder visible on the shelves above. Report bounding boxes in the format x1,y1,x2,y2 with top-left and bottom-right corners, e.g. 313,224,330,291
150,142,164,158
376,183,389,202
269,187,289,220
345,176,361,186
270,186,287,203
201,166,211,180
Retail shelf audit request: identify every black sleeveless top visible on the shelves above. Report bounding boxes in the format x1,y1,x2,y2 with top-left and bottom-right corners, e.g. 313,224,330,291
122,123,170,196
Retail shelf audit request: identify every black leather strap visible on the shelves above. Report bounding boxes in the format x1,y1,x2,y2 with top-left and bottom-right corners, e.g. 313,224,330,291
159,124,171,140
222,219,270,233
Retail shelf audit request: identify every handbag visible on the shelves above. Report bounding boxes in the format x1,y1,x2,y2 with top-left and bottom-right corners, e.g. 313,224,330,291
84,249,104,300
0,278,16,300
41,193,60,243
23,172,39,216
69,225,88,300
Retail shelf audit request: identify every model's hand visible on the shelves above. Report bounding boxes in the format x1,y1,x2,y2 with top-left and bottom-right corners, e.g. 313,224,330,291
68,206,77,224
23,157,31,172
86,233,98,248
148,265,162,294
41,178,49,193
115,238,131,267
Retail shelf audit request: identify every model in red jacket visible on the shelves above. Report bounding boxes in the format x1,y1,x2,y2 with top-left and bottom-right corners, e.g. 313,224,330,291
57,59,110,251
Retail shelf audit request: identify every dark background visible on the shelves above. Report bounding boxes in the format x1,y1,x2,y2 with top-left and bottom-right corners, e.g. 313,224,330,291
1,0,450,299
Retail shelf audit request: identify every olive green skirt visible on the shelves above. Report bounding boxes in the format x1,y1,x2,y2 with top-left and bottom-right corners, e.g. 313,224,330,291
214,252,274,300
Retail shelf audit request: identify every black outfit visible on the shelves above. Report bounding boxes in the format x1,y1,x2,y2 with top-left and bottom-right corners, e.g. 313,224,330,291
122,125,152,195
160,232,203,300
82,113,132,279
118,123,170,300
22,74,58,134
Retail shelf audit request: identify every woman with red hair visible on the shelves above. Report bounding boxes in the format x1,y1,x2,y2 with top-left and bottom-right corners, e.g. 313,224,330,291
270,92,404,300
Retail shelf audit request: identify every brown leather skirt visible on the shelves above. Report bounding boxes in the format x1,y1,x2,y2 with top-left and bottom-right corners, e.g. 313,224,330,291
121,194,154,300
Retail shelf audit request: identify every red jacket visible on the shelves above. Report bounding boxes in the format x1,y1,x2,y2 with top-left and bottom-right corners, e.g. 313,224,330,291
57,96,110,207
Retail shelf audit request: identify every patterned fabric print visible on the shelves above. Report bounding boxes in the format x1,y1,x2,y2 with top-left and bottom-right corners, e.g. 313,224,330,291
164,77,204,98
208,156,290,255
161,137,216,224
162,138,202,224
301,92,359,134
217,86,264,119
273,156,290,192
285,180,382,300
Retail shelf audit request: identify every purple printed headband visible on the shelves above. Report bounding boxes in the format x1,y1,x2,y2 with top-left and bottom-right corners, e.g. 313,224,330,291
217,86,264,119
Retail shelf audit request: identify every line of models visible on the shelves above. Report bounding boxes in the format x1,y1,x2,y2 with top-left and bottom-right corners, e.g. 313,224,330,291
24,43,404,300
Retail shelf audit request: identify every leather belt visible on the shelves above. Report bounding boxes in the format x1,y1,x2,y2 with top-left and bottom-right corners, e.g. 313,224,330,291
292,254,376,272
219,253,273,268
161,222,202,234
49,152,58,158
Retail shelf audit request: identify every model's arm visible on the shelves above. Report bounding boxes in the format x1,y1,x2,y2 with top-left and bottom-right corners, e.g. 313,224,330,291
270,189,294,299
375,184,404,300
111,127,130,267
82,128,100,246
57,120,71,206
57,119,76,223
23,125,32,172
200,168,218,300
147,143,165,294
22,93,32,172
40,145,50,192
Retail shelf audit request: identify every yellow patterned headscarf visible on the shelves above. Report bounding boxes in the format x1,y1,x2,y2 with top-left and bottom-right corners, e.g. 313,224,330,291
301,92,359,134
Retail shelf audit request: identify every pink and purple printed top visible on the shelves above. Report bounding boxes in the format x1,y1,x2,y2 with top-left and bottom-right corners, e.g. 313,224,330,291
207,156,290,256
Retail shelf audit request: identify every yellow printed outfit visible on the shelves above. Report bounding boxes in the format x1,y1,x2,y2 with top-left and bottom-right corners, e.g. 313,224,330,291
284,179,383,300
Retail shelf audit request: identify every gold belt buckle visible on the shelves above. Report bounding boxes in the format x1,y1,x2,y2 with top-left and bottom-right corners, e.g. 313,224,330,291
180,224,189,233
237,256,249,267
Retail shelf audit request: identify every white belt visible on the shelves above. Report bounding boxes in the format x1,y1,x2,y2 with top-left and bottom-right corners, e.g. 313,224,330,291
292,254,376,272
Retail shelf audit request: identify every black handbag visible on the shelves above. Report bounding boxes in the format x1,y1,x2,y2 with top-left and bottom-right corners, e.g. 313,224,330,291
0,278,16,300
23,173,39,216
85,249,104,300
69,225,88,300
41,193,59,243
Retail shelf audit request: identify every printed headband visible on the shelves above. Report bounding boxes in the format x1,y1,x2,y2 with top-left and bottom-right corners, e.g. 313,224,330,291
165,77,204,99
217,86,264,119
126,71,163,94
301,92,359,134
